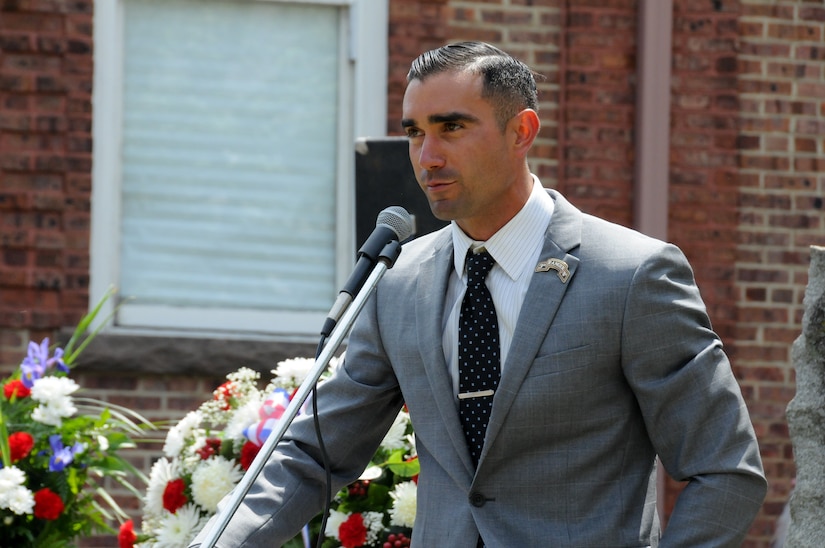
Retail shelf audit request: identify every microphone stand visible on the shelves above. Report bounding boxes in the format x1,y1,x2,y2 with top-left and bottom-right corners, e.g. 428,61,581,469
198,239,403,548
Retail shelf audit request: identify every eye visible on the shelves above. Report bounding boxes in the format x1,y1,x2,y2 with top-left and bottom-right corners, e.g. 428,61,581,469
405,127,423,139
444,122,462,132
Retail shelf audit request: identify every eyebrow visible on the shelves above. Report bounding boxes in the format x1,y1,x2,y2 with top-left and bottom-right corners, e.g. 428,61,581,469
401,111,480,129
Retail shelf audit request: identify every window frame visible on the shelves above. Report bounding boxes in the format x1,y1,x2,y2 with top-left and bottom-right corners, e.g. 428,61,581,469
90,0,388,338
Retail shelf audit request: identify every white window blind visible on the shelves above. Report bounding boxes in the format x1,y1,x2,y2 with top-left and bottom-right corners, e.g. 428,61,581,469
120,0,340,316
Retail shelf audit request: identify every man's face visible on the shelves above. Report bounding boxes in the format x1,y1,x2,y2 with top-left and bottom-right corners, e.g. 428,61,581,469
401,70,525,240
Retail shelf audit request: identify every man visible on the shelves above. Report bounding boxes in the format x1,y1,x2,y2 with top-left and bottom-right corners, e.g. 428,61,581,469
192,41,766,547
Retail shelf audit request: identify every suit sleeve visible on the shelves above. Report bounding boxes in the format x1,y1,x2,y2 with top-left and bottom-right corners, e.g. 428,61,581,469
621,243,767,547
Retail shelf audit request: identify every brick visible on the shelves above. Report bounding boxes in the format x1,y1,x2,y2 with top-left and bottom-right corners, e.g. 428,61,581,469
799,6,825,22
763,175,817,190
765,99,818,116
1,53,62,73
766,61,820,79
768,212,820,229
795,195,825,211
740,155,791,171
793,157,824,173
795,137,818,153
797,81,825,99
764,136,789,152
767,23,822,42
796,45,825,61
739,41,792,58
0,33,34,53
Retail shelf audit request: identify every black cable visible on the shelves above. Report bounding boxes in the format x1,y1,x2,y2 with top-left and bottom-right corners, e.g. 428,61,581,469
313,336,333,548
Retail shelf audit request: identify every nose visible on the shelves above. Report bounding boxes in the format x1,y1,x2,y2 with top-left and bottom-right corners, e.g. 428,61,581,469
416,135,445,171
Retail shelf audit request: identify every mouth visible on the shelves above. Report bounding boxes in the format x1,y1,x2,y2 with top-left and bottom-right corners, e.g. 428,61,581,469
422,173,456,191
426,180,452,190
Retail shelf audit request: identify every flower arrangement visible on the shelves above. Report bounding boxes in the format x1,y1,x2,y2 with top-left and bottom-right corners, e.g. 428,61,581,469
0,291,153,546
122,357,419,548
320,405,418,548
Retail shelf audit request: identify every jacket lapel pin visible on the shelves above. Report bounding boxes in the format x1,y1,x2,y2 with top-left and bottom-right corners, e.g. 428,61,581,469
535,258,571,283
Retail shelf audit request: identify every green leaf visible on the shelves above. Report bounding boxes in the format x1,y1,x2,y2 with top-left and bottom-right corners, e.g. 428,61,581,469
384,449,420,478
64,286,134,366
0,398,12,468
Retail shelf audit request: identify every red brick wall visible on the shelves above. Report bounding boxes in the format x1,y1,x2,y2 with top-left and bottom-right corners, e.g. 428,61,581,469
736,0,825,542
553,1,637,226
0,0,93,364
664,0,745,532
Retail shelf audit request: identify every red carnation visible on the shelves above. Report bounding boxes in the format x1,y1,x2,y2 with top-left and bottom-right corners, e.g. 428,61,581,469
338,512,367,548
118,519,138,548
4,379,30,400
9,431,35,462
195,438,222,460
33,488,64,520
240,440,260,470
162,478,188,514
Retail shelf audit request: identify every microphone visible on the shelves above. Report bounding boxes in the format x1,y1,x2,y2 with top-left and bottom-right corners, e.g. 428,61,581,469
321,206,415,337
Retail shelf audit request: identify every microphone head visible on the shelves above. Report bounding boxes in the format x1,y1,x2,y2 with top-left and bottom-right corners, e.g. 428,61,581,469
377,206,415,241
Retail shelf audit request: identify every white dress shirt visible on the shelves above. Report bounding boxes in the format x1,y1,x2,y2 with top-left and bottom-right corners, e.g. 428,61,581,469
442,176,555,396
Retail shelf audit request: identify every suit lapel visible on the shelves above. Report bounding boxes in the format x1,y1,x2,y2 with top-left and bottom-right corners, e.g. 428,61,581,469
481,190,582,464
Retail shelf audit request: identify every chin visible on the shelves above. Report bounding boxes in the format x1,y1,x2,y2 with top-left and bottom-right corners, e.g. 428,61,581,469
428,204,456,222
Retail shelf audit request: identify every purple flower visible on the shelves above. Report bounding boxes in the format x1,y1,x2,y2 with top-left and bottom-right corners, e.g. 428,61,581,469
48,435,84,472
20,338,68,388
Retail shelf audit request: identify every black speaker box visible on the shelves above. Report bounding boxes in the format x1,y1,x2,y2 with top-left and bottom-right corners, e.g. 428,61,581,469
354,137,447,250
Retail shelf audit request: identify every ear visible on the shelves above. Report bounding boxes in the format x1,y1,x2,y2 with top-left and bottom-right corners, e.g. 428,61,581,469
510,108,540,155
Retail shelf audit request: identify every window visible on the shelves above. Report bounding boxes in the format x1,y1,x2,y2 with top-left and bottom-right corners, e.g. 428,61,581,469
91,0,388,337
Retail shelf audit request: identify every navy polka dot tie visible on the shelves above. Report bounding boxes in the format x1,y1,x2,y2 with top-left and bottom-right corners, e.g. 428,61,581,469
458,249,500,467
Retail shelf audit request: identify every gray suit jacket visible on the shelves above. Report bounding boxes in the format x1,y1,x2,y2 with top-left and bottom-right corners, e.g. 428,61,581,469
193,189,766,547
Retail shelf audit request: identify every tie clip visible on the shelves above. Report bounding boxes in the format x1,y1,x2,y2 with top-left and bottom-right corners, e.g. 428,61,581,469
458,389,495,400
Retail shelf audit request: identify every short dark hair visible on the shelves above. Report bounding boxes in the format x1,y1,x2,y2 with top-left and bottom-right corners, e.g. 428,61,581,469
407,41,539,129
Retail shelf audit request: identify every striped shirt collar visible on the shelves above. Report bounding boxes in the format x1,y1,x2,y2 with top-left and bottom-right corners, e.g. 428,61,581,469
451,175,555,282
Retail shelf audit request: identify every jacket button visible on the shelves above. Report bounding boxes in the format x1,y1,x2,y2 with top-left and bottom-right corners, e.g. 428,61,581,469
469,492,486,507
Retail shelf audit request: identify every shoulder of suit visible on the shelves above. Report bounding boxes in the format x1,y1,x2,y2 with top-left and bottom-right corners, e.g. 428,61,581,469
579,213,683,263
399,225,451,255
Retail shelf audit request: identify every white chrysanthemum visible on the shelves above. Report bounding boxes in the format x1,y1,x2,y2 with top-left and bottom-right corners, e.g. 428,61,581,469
271,357,315,388
30,376,79,426
2,486,35,515
223,395,264,443
164,411,203,458
190,457,243,512
0,466,26,490
0,467,34,515
389,480,417,528
324,509,347,540
154,503,207,548
380,409,411,450
31,375,79,402
144,458,180,519
31,400,72,426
